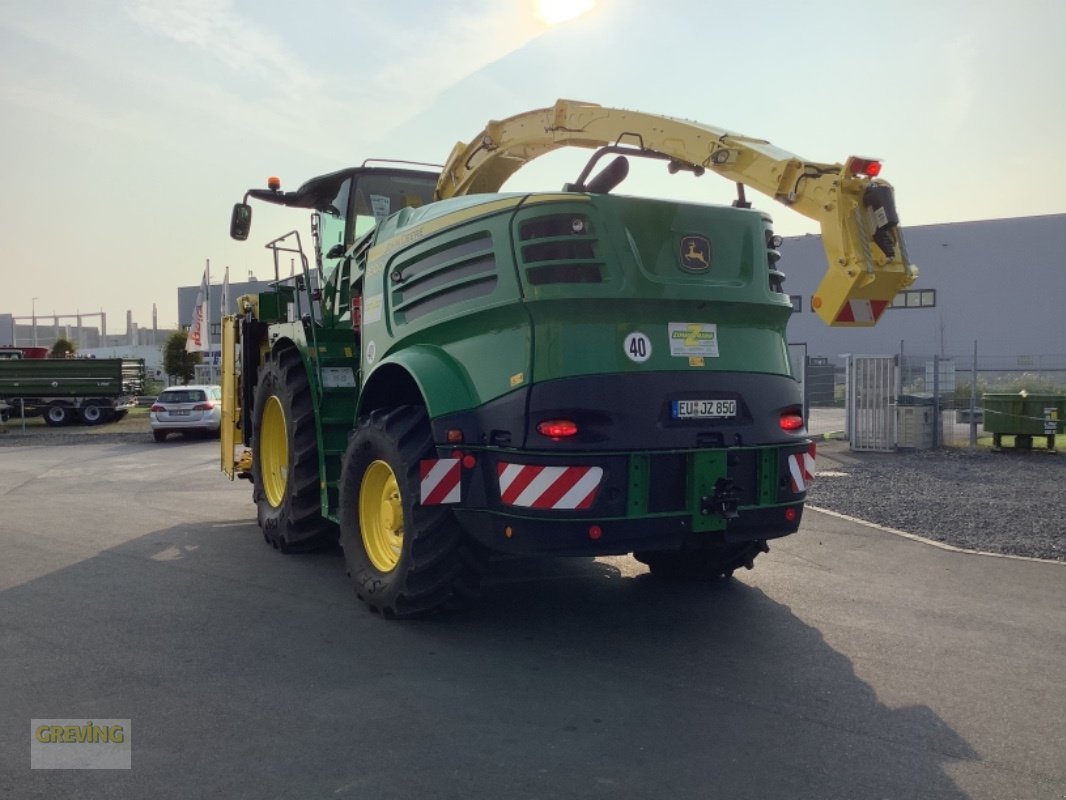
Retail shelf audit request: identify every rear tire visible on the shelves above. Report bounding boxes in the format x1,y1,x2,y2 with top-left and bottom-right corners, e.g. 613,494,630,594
153,430,168,443
338,406,482,618
44,403,72,427
635,540,770,581
252,349,337,553
79,403,112,426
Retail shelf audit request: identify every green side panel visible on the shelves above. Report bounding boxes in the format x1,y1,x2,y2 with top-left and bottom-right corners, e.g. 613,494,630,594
758,448,778,505
690,450,728,532
257,288,295,323
627,454,650,516
359,196,532,419
310,326,362,520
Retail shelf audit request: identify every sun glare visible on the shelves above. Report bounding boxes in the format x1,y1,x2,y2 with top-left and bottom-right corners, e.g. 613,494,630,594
534,0,596,26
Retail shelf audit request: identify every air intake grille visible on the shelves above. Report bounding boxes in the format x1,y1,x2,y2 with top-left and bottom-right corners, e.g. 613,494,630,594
391,233,497,323
519,214,603,285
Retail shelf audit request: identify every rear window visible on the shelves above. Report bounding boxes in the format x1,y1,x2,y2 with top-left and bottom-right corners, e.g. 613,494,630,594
159,390,207,403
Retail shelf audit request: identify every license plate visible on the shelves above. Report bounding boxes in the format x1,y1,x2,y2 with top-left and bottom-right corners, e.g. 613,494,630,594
171,410,190,416
671,399,737,419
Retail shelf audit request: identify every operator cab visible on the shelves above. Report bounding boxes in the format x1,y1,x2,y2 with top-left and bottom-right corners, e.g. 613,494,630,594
230,164,440,327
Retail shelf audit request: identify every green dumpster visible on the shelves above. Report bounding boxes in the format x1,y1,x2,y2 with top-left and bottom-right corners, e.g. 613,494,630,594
982,392,1065,452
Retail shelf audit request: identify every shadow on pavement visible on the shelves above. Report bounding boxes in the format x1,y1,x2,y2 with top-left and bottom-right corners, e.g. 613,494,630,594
1,521,977,800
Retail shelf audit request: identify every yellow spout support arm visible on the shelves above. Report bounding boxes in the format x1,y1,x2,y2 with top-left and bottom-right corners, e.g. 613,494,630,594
436,99,917,326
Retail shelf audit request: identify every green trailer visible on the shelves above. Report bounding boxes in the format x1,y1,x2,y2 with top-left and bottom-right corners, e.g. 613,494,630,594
0,357,144,426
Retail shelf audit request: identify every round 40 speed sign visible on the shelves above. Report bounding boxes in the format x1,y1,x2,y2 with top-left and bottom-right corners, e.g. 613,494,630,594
624,331,652,363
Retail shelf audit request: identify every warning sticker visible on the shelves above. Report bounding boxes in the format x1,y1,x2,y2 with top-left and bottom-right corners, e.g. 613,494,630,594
668,323,719,357
363,294,383,324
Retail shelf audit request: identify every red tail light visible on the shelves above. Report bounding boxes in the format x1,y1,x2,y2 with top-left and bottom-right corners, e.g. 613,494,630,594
779,412,805,432
193,402,216,411
846,156,882,177
150,404,164,413
537,419,578,439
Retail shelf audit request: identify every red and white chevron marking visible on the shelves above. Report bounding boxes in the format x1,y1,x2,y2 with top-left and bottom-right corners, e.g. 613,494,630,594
497,463,603,510
787,444,817,493
420,458,461,505
834,299,888,324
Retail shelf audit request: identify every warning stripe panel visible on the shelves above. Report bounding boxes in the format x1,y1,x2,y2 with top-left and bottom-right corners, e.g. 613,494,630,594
420,458,461,505
497,463,603,510
835,299,890,325
787,443,817,494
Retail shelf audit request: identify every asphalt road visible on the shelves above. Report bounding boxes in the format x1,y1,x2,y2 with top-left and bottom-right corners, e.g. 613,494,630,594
1,440,1064,799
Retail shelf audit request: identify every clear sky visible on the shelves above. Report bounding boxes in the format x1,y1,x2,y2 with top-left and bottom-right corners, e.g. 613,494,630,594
1,0,1063,333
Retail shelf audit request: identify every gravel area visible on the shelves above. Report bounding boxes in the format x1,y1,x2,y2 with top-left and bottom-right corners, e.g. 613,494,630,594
809,443,1066,562
0,417,157,446
0,429,155,446
3,419,1063,562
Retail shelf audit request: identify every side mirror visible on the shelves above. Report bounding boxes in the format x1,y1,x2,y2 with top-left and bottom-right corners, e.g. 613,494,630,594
230,203,252,241
325,243,347,259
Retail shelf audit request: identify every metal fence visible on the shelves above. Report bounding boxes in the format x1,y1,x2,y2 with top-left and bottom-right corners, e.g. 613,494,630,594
899,351,1066,448
807,349,1066,450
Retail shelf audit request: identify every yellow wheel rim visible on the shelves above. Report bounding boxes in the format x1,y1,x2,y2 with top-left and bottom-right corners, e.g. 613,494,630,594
359,460,404,573
260,396,288,508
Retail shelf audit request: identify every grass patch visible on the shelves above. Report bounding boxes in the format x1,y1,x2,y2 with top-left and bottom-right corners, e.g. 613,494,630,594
945,433,1063,452
1,405,150,434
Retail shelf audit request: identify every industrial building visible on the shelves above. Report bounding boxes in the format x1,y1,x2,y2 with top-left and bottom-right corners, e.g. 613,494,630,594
779,213,1065,368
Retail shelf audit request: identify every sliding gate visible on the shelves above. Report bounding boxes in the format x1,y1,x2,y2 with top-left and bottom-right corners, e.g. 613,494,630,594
845,355,898,452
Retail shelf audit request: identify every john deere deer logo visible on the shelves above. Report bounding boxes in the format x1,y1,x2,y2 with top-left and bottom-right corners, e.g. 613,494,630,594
679,235,711,272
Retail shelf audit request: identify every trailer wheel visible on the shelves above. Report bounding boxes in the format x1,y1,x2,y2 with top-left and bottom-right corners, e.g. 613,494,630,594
79,403,112,426
252,349,337,553
338,405,482,618
634,540,770,581
44,403,72,427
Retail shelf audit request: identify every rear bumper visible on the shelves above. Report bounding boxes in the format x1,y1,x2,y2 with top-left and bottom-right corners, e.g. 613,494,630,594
427,370,812,556
432,441,813,557
150,413,222,432
454,504,803,557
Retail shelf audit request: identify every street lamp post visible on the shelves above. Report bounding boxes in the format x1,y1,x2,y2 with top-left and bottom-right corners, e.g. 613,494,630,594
31,297,38,347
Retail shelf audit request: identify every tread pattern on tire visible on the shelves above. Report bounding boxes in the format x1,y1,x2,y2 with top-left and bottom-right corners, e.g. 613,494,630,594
338,405,482,618
252,348,337,553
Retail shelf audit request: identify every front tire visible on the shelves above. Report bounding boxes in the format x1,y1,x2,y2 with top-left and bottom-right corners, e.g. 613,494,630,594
252,349,337,553
338,406,481,618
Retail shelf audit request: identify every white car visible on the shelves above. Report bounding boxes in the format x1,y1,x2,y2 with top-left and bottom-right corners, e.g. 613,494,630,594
150,385,223,442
